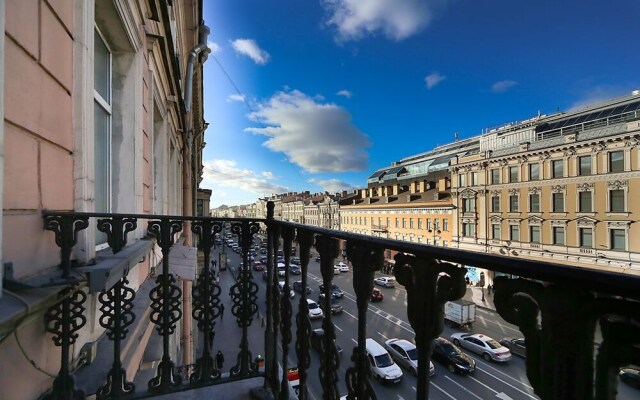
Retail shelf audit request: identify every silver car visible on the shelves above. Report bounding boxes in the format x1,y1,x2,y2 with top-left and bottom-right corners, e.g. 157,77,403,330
450,333,512,362
384,338,435,376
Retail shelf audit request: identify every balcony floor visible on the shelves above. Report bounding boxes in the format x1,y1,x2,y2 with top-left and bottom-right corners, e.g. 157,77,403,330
150,377,267,400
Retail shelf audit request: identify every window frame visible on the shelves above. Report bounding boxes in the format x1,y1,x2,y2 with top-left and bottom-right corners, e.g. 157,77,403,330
552,192,565,213
579,227,593,248
509,225,520,242
578,191,593,213
509,166,519,183
529,193,540,213
491,169,500,184
529,225,541,243
608,151,624,173
552,226,565,245
552,159,563,178
509,194,519,212
529,163,539,180
578,156,591,176
609,228,626,251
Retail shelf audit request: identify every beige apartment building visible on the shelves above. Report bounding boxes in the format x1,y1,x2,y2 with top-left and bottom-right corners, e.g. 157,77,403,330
451,92,640,276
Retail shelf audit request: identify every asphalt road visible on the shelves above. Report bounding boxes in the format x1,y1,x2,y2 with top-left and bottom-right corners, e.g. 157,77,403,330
214,246,637,400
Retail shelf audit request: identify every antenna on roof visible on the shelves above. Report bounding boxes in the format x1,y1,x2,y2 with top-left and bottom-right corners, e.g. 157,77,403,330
454,131,459,141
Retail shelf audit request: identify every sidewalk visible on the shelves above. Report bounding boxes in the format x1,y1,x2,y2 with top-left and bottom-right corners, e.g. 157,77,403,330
462,285,496,311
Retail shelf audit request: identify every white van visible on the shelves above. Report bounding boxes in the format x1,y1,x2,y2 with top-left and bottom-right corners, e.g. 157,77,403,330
365,338,403,384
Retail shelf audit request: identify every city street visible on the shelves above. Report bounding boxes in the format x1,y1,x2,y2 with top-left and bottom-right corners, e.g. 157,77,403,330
214,245,636,400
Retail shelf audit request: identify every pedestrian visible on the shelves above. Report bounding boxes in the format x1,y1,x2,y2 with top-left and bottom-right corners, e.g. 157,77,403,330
216,350,225,369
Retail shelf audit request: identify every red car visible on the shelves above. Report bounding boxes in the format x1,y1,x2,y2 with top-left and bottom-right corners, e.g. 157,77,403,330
252,261,265,271
371,288,384,302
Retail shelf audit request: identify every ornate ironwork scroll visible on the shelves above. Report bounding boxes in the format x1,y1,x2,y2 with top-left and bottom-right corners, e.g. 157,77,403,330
190,219,224,384
96,278,136,399
315,234,341,400
147,219,184,393
43,286,88,400
345,242,382,400
229,220,260,378
493,277,640,400
393,253,466,399
265,207,281,397
43,214,89,278
295,229,315,400
96,217,137,254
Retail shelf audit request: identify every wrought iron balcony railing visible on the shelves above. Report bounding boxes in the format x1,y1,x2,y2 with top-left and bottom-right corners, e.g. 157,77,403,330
39,201,640,400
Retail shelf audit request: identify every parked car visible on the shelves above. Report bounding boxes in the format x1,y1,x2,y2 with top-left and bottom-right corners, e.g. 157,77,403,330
291,257,301,265
260,256,268,264
619,367,640,389
374,276,396,288
370,288,384,302
336,262,349,272
499,337,526,358
310,329,343,356
333,265,341,275
319,297,343,315
260,248,267,254
315,256,321,262
252,261,265,271
306,299,324,319
278,281,295,298
277,263,286,277
384,338,434,376
290,265,301,275
432,337,476,374
450,333,512,362
365,338,403,384
292,280,311,295
319,284,344,298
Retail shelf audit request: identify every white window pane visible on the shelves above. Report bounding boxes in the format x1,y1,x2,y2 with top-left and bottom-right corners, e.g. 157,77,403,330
94,31,110,103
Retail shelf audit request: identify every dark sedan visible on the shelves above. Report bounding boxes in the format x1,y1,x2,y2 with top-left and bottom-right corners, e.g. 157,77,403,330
292,280,311,295
499,337,526,358
319,284,344,298
432,337,476,375
310,328,343,356
619,368,640,389
319,297,343,315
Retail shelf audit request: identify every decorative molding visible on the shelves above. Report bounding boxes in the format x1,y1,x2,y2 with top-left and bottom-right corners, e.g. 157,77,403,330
484,170,640,191
507,219,522,224
539,152,551,161
607,221,631,228
499,159,509,167
550,219,568,226
491,190,501,196
551,185,567,193
563,148,576,157
608,180,628,190
114,0,143,51
460,188,477,199
576,216,598,227
591,142,607,153
624,137,640,148
528,187,542,194
526,215,544,224
508,188,519,196
490,215,504,223
576,183,595,191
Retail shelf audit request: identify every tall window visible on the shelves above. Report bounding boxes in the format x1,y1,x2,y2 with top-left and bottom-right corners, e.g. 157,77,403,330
509,166,518,183
510,225,520,241
552,160,563,178
434,219,440,230
94,30,112,247
491,169,500,184
610,229,626,250
492,224,501,240
462,223,475,237
427,219,432,230
610,190,625,212
553,226,565,245
609,151,624,172
386,217,390,228
462,198,476,213
579,228,593,248
509,195,519,212
529,163,539,180
402,218,406,228
459,174,466,187
530,226,540,243
395,218,399,228
579,156,591,176
579,191,592,212
552,193,564,212
491,196,500,212
471,172,478,186
443,219,448,231
530,193,540,212
417,219,422,229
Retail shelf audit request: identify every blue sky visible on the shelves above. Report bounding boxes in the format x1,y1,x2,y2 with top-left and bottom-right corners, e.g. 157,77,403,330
201,0,640,208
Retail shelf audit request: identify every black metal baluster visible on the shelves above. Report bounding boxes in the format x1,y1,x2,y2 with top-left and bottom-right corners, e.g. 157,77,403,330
295,229,314,400
265,205,281,397
44,286,88,400
96,217,137,254
96,278,136,399
344,242,381,400
43,214,89,279
279,226,295,399
315,234,341,400
147,218,184,393
229,220,260,377
493,277,599,399
190,219,224,384
393,254,466,399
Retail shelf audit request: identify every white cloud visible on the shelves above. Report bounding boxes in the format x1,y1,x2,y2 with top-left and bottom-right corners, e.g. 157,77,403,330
207,41,221,54
309,178,359,194
321,0,439,41
337,89,352,98
201,159,288,195
491,80,517,93
262,171,275,179
231,39,270,65
425,72,445,89
245,89,370,173
568,86,633,111
226,94,246,103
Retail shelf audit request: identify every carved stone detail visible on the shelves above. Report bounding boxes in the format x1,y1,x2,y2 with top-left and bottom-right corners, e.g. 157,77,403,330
551,185,566,193
576,183,594,191
528,187,542,194
607,180,628,190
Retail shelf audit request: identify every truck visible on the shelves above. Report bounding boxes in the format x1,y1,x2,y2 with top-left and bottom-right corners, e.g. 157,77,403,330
444,300,475,328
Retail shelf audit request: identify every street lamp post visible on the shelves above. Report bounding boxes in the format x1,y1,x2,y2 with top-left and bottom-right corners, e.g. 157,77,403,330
428,229,441,246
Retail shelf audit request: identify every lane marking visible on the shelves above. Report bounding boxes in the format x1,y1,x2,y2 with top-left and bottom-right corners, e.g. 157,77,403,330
474,359,535,390
351,338,358,345
411,386,416,391
496,393,514,400
468,375,498,394
444,375,485,400
475,368,538,398
431,382,458,400
333,324,343,332
378,332,389,340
